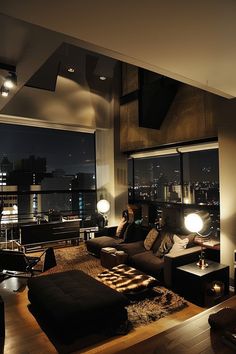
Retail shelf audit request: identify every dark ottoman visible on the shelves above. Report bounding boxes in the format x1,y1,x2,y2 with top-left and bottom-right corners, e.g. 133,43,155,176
28,270,129,341
86,236,123,257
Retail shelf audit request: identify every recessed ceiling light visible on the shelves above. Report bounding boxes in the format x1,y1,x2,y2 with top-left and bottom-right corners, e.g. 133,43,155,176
67,67,75,73
3,72,17,89
1,86,9,97
99,76,107,81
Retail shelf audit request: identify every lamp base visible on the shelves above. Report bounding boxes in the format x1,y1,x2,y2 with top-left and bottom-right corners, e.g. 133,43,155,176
197,259,208,270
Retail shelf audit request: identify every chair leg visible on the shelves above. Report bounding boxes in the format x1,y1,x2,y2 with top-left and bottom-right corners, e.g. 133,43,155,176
43,248,57,272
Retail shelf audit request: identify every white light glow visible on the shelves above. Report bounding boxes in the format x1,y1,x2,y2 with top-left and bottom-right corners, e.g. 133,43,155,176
4,79,14,89
97,199,110,214
1,90,9,97
184,213,204,233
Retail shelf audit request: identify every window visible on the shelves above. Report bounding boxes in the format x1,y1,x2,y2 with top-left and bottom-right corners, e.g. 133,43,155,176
131,154,181,203
0,123,96,225
182,149,219,206
128,143,219,230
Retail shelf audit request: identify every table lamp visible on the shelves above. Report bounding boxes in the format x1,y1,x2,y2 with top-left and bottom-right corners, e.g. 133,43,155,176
97,199,110,228
184,211,212,269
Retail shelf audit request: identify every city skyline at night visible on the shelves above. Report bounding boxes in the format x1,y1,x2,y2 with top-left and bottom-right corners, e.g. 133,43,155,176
0,124,96,175
0,123,96,223
129,149,219,206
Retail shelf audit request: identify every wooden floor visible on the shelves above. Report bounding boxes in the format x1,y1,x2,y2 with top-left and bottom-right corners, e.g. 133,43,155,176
0,276,204,354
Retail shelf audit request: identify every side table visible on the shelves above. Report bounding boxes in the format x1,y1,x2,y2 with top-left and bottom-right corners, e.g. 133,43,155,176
101,247,128,269
175,260,229,307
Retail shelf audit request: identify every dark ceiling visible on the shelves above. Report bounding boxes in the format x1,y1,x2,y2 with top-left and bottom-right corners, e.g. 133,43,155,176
25,42,118,98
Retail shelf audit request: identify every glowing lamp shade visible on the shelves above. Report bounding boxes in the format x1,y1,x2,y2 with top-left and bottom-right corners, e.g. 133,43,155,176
97,199,110,214
184,213,204,233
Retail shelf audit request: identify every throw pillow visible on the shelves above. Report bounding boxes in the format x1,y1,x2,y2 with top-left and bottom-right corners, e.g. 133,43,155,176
123,222,146,243
123,222,136,243
168,234,189,254
144,228,159,251
176,233,196,247
155,231,174,258
115,218,128,238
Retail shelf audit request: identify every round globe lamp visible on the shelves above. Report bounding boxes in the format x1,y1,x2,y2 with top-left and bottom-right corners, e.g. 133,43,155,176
97,199,110,214
97,199,110,228
184,213,203,233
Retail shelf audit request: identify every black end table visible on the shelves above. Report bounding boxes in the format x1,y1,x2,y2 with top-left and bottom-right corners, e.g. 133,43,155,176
175,260,229,307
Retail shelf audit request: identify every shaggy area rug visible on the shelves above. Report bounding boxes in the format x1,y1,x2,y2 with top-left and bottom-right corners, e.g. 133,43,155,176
43,244,188,328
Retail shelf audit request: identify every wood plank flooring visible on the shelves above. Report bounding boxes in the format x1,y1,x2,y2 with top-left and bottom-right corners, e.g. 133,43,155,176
0,276,203,354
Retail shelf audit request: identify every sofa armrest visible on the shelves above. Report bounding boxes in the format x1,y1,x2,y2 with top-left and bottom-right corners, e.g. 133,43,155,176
164,246,201,288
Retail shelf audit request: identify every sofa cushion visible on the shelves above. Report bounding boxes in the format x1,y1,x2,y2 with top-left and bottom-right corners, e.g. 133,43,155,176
155,231,174,258
151,231,165,253
130,251,164,278
144,228,159,251
177,233,196,247
86,236,122,257
123,223,148,243
168,234,189,255
115,218,129,238
116,240,145,257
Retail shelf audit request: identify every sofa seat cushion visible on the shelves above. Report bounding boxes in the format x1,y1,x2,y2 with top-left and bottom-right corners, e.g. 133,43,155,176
130,251,164,279
86,236,123,257
28,270,129,340
116,240,145,257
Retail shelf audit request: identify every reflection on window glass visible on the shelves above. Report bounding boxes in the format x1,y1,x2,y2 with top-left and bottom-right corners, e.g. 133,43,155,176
132,155,181,203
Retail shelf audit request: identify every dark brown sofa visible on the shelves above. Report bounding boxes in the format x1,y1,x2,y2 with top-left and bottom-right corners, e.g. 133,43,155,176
86,223,149,257
86,220,202,289
116,229,201,288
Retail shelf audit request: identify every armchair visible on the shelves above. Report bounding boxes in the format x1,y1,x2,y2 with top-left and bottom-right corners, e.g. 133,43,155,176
0,247,56,278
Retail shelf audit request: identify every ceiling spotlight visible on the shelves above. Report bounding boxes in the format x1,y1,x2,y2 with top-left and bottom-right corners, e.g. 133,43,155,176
99,76,107,81
67,67,75,73
1,86,9,97
3,72,17,89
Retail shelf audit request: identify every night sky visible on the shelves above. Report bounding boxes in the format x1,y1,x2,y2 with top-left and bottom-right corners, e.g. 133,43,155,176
0,124,95,174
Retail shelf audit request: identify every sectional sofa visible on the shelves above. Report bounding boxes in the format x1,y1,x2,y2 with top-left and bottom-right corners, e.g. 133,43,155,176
86,222,201,289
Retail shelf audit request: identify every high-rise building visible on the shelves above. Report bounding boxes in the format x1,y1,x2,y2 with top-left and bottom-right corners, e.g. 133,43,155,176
0,156,13,174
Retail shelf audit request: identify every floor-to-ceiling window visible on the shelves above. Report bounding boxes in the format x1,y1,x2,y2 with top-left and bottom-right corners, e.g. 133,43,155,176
128,143,219,234
0,123,96,229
